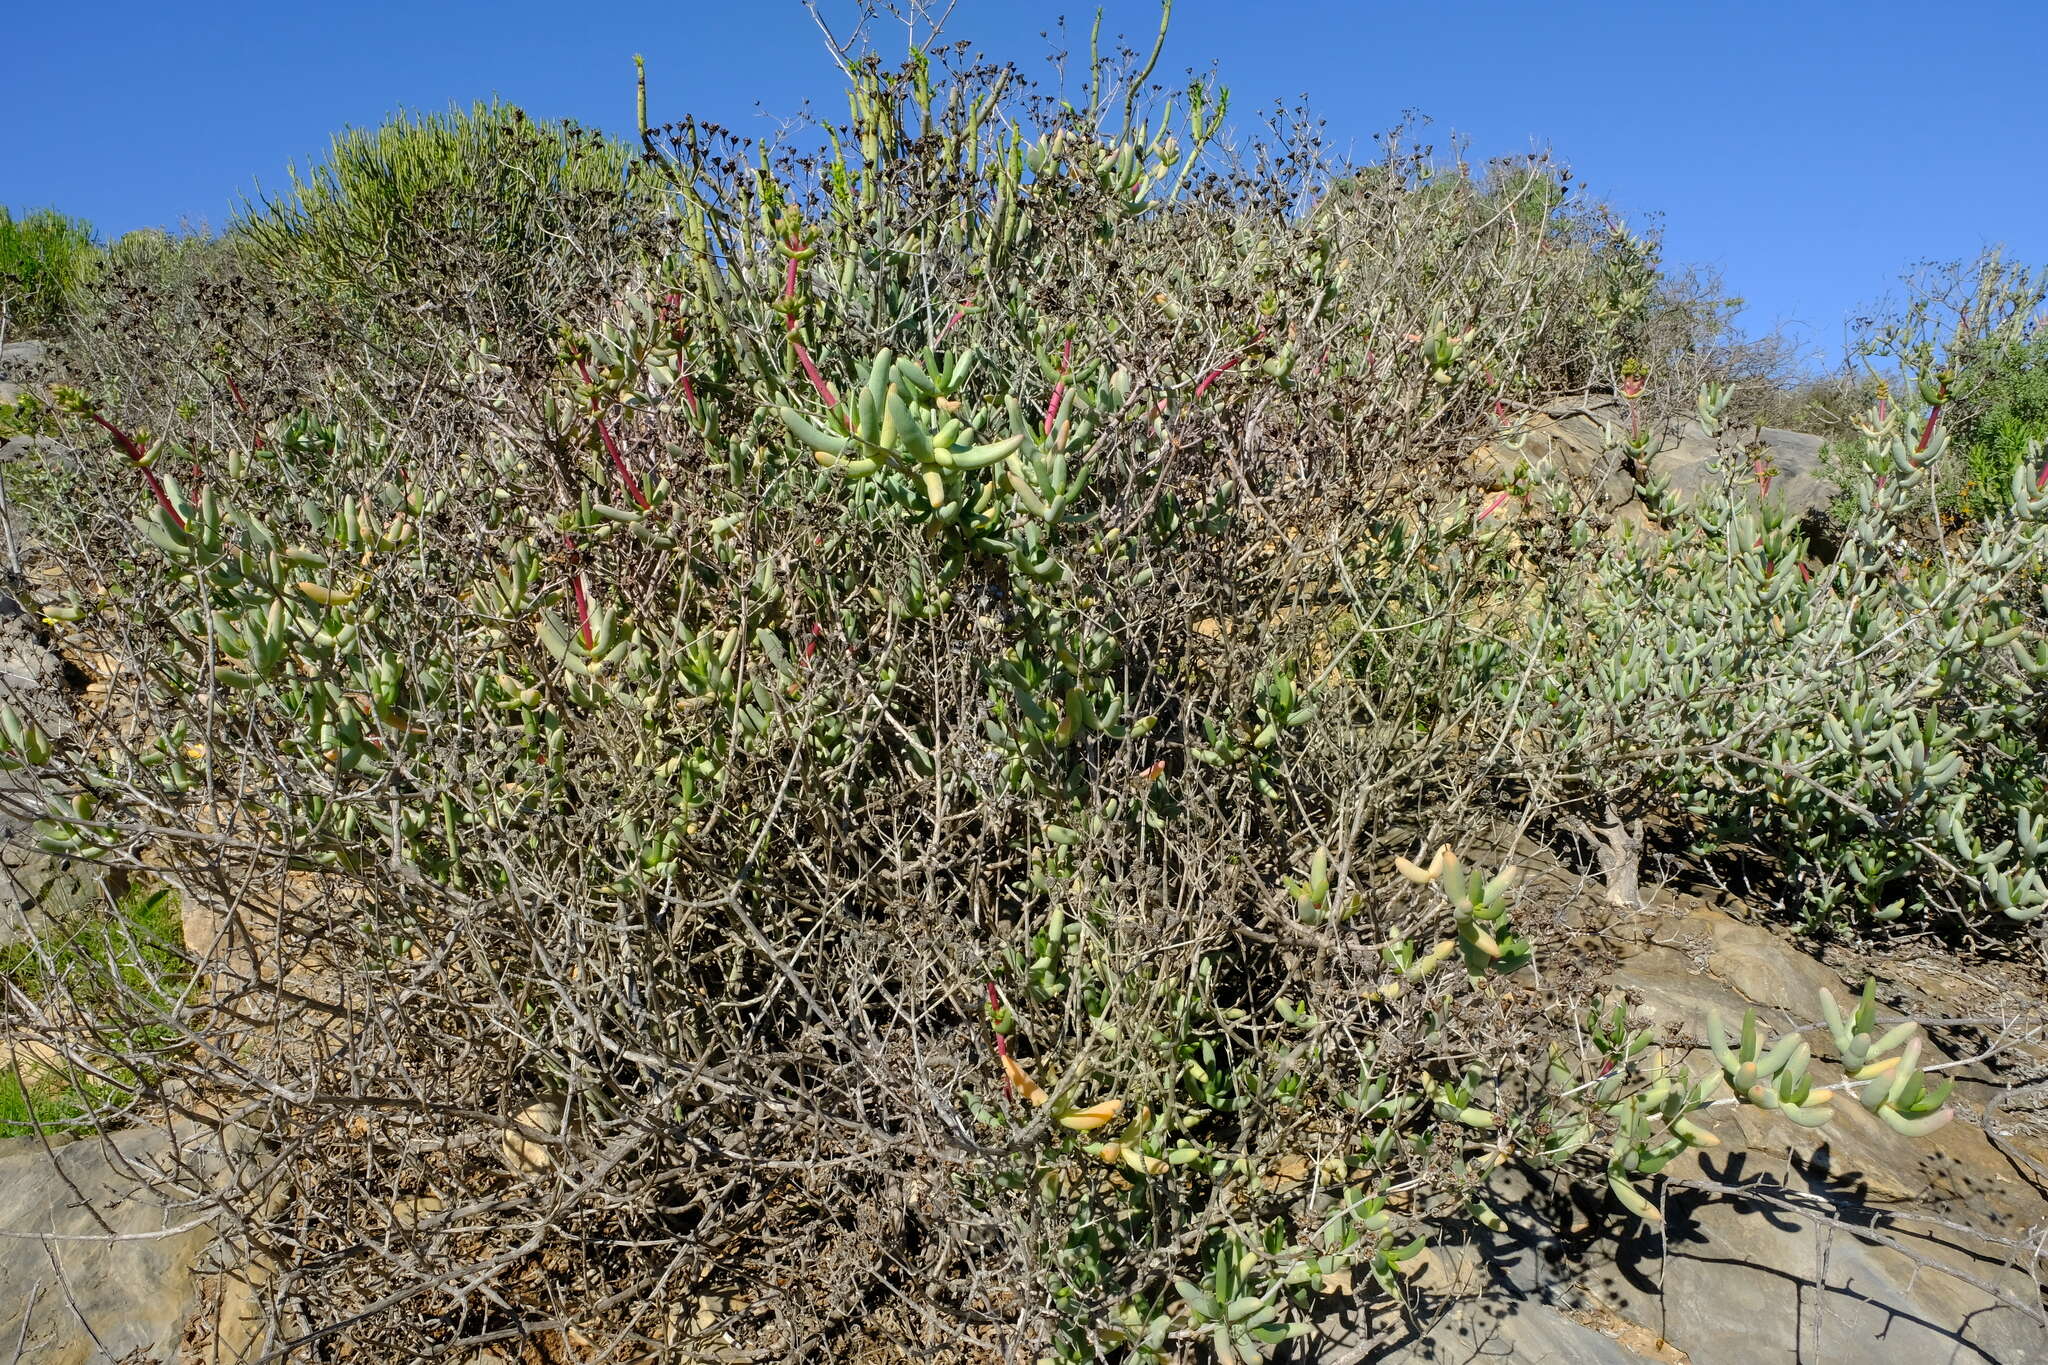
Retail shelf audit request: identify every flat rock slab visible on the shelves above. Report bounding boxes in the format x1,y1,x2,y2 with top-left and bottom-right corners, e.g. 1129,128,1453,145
1299,1284,1674,1364
1298,857,2048,1365
0,1128,221,1364
1569,1170,2048,1365
1296,1159,2046,1364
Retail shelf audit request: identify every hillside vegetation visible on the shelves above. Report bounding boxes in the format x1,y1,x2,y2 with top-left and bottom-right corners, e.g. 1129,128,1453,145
2,17,2045,1362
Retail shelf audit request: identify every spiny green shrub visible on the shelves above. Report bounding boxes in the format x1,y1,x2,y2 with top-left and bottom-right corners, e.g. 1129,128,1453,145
236,100,645,352
6,22,1977,1365
0,206,97,336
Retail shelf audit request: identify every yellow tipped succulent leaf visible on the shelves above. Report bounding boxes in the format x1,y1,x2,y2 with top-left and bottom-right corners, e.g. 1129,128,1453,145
1670,1117,1721,1147
1098,1141,1168,1175
1120,1145,1170,1176
1118,1104,1153,1141
1002,1055,1049,1108
295,580,362,607
1878,1105,1954,1137
1608,1173,1662,1222
1778,1100,1835,1128
1395,845,1454,884
1059,1098,1125,1131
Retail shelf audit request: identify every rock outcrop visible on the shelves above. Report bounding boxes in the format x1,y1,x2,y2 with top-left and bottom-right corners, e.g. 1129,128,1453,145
0,339,53,406
1472,396,1841,532
0,588,100,952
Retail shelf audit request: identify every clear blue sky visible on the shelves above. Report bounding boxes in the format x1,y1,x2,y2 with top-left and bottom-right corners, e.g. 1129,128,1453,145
7,1,2043,367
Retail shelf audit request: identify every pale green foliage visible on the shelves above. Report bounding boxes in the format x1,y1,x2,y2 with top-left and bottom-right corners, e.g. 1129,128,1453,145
1498,383,2048,925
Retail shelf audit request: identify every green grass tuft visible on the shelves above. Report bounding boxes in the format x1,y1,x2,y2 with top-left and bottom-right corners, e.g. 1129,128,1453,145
0,882,188,1137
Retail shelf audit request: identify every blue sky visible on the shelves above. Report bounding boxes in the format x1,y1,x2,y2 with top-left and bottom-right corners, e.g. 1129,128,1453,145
7,1,2043,367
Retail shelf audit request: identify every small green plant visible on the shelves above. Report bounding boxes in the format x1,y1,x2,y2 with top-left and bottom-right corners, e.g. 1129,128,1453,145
1954,333,2048,518
0,882,185,1007
0,1063,85,1135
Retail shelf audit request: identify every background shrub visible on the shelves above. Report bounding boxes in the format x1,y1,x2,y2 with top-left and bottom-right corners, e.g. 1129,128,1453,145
1956,330,2048,516
1463,383,2048,927
236,99,649,357
0,206,97,337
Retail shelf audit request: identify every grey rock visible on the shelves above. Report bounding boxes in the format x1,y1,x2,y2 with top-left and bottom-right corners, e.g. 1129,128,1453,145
1311,1147,2048,1365
1470,396,1841,530
1303,1295,1659,1364
1571,1159,2047,1365
1604,911,1860,1049
1650,422,1838,527
0,339,53,382
1683,909,1849,1018
0,435,83,469
0,844,111,952
0,604,93,951
0,1127,226,1365
1295,1233,1671,1363
0,610,74,710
